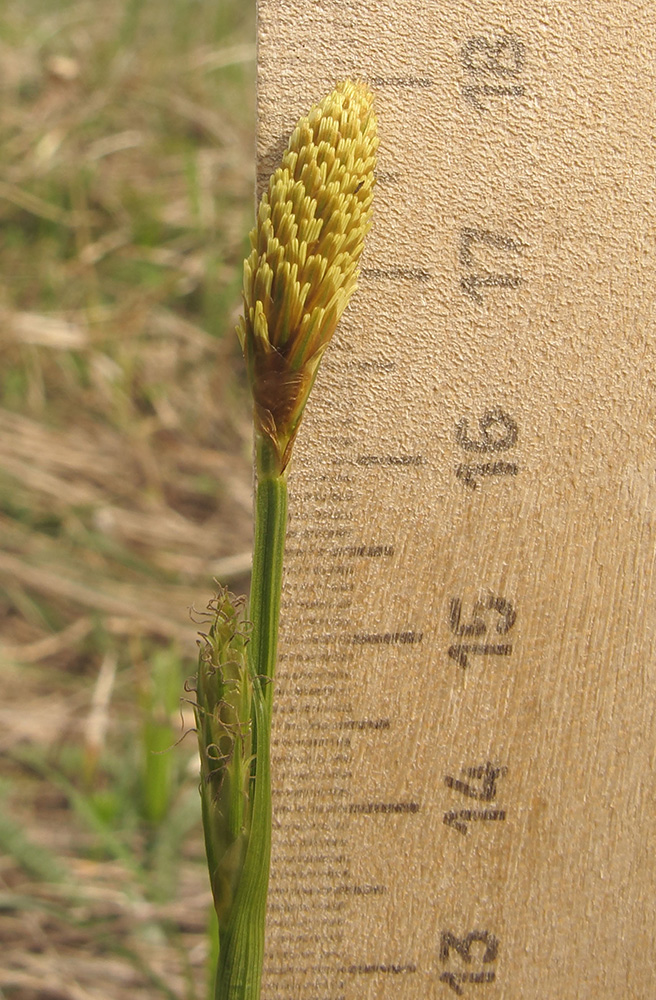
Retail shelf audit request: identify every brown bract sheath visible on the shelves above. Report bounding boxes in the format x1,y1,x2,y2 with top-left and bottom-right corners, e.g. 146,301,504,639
237,80,378,473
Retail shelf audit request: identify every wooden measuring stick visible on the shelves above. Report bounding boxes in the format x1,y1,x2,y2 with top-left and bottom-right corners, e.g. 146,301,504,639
257,3,656,997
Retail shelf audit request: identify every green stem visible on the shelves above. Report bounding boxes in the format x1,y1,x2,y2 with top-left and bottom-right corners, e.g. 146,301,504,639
214,433,288,1000
249,433,288,704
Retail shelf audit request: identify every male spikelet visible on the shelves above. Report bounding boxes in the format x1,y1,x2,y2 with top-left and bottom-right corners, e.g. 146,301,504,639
237,80,378,473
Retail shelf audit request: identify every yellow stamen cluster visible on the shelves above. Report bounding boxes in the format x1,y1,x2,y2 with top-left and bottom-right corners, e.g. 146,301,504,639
237,80,377,472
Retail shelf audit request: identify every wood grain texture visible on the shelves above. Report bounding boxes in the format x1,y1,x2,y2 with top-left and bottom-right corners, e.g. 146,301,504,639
257,2,656,997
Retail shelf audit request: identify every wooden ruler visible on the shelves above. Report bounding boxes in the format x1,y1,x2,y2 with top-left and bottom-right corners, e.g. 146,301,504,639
256,2,656,997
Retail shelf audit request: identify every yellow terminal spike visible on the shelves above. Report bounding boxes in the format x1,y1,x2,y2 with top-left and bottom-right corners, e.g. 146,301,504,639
237,80,378,473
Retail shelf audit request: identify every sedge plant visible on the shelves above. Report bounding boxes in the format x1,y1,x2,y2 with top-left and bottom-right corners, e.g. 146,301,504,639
193,80,378,1000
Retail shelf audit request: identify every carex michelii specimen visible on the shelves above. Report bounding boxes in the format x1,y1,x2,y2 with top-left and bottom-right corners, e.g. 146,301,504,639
194,81,377,1000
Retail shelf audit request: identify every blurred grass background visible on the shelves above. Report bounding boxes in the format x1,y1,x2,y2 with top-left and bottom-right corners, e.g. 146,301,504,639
0,1,256,996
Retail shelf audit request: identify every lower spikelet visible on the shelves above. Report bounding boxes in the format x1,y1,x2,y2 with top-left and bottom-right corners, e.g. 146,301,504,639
237,80,377,472
194,590,253,927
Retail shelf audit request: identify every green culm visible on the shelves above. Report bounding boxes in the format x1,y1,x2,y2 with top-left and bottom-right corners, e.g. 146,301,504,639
194,80,378,1000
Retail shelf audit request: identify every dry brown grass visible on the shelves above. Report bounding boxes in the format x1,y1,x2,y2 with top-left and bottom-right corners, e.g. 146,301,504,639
0,1,256,996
